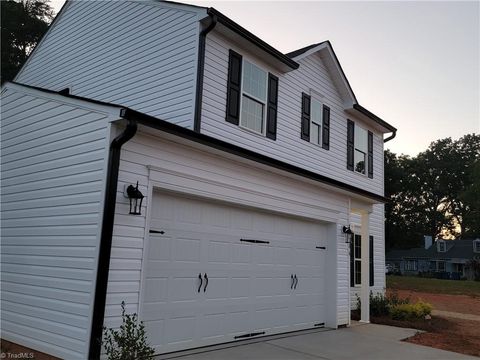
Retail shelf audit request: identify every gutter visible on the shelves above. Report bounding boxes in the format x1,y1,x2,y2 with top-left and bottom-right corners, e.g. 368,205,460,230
194,13,217,133
88,118,137,360
207,8,299,70
384,130,397,143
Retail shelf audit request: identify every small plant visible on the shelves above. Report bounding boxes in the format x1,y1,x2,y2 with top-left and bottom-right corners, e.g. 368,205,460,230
103,301,155,360
390,301,432,320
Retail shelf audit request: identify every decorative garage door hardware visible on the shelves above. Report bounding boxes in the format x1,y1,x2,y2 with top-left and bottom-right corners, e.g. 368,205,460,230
149,229,165,234
240,239,270,244
316,246,326,250
234,331,266,340
197,273,209,292
290,274,298,289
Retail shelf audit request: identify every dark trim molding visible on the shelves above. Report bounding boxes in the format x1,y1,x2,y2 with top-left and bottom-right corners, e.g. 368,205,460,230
353,103,396,133
194,13,217,133
207,8,299,71
122,108,387,203
88,119,138,359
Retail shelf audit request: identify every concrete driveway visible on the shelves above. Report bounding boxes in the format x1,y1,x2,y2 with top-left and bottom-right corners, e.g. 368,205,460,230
158,322,475,360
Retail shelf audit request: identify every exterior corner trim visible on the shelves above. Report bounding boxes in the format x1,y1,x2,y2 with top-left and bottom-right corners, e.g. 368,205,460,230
88,118,137,360
194,13,217,133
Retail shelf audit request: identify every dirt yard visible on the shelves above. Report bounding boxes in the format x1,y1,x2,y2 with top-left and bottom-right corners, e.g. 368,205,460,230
385,282,480,357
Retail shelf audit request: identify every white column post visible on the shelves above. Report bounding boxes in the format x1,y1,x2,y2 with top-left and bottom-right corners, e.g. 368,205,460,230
360,210,370,323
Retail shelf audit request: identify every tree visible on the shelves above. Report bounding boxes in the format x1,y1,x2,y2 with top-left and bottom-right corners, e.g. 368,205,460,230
385,134,480,249
1,0,54,83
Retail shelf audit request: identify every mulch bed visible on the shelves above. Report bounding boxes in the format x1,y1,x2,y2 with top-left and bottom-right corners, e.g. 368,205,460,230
371,315,480,357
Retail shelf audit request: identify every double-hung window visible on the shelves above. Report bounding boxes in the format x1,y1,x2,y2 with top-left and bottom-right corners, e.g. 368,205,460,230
310,99,323,145
225,50,279,140
240,60,268,134
300,93,330,149
354,125,368,174
347,120,373,178
473,239,480,253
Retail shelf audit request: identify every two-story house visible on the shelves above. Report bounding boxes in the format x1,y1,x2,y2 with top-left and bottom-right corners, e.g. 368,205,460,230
0,1,396,359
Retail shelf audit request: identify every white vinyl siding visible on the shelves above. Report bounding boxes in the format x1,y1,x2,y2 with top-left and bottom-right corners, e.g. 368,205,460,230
201,30,384,196
105,126,353,331
0,84,115,359
15,0,202,128
349,204,386,309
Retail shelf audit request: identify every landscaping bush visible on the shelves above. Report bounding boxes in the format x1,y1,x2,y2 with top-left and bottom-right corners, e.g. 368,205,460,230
369,291,410,317
103,301,155,360
390,301,432,320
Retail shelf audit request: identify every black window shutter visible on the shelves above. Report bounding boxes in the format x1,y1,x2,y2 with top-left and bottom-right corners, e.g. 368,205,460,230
322,105,330,150
368,131,373,178
350,238,355,287
301,93,311,141
347,119,354,171
266,73,278,140
369,235,374,286
226,50,242,125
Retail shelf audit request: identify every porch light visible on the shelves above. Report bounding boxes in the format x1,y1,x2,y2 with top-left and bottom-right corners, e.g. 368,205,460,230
342,225,353,244
126,181,144,215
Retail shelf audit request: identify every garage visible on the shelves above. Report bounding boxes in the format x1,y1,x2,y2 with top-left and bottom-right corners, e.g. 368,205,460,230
140,190,328,354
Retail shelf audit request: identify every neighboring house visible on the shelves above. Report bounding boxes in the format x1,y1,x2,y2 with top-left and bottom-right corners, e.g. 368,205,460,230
0,1,396,359
386,237,480,279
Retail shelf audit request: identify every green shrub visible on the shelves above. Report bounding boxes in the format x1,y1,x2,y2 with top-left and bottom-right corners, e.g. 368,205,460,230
390,301,432,320
103,301,155,360
368,291,410,317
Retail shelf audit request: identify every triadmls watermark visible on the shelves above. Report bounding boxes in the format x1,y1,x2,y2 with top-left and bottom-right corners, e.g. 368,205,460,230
0,353,34,359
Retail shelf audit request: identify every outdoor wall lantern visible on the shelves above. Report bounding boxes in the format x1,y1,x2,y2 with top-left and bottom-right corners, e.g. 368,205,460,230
125,181,144,215
342,225,353,244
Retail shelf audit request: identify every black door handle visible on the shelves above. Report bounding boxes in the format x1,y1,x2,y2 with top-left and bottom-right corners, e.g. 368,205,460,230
294,274,298,289
291,274,294,289
203,273,209,292
197,273,203,293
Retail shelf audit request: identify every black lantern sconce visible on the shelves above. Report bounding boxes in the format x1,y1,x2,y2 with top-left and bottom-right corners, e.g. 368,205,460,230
342,225,353,244
126,181,144,215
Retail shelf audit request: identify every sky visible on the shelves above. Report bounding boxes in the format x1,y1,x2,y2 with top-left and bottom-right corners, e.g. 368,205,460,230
49,0,479,156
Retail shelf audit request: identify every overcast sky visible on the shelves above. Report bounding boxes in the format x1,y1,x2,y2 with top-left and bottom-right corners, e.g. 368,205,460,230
50,0,479,156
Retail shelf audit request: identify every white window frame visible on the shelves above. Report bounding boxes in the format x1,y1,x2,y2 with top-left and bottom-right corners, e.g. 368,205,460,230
239,58,268,136
437,240,446,252
353,123,368,176
310,97,323,146
474,239,480,253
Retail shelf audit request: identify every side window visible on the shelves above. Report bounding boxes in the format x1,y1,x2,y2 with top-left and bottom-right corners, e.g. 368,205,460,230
300,94,330,150
347,120,373,178
225,50,278,140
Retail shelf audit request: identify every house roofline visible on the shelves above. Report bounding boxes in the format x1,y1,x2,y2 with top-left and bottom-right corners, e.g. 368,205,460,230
206,8,299,71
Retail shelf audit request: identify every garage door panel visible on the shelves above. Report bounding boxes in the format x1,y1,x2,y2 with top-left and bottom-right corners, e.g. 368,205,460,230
142,191,327,353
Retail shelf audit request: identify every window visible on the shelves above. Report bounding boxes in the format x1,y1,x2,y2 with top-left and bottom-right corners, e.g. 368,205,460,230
310,99,322,145
437,240,446,252
353,234,362,286
225,50,278,140
347,120,373,177
474,239,480,253
354,125,367,174
437,261,446,272
240,60,268,134
301,93,330,149
405,260,418,271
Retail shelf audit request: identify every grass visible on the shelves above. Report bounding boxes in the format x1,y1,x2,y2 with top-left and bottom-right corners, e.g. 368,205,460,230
387,275,480,297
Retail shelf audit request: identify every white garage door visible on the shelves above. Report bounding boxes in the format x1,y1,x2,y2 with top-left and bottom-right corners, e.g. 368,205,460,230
141,191,327,354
